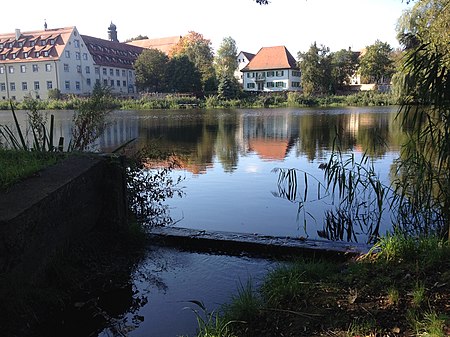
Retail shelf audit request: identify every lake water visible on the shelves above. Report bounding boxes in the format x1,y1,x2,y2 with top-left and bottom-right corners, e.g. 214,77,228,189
0,106,402,243
0,106,403,336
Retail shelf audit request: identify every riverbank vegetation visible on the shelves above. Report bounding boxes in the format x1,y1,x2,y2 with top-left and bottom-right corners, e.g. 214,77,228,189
189,233,449,337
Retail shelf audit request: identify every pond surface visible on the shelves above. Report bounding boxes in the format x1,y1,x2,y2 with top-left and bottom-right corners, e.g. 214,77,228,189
0,106,403,243
0,106,404,336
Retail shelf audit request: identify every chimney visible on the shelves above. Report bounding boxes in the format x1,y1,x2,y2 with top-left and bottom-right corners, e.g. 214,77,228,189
15,29,21,40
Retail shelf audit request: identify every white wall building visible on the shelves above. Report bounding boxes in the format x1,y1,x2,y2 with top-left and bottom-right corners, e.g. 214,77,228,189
242,46,301,92
0,25,143,101
235,51,255,85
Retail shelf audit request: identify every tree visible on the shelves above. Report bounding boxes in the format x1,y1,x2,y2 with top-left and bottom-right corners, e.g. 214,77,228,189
359,40,395,84
393,0,450,240
298,42,333,95
169,31,217,92
124,35,149,43
330,48,359,89
215,37,238,79
217,73,240,100
134,48,169,92
166,55,202,93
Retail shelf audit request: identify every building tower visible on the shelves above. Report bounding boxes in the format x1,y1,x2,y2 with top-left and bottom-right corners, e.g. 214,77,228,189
108,22,118,42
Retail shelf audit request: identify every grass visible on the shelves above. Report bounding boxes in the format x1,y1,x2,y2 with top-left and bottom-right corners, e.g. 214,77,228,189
0,149,62,190
191,234,450,337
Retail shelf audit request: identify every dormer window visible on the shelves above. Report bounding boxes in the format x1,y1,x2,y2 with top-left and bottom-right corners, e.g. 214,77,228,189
50,39,55,45
40,40,46,46
23,52,28,58
11,53,16,59
30,41,35,47
18,42,23,47
0,43,3,49
8,43,13,48
35,51,40,57
43,51,49,57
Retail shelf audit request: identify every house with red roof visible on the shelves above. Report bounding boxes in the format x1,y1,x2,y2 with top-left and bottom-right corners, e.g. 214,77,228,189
241,46,301,92
235,51,255,85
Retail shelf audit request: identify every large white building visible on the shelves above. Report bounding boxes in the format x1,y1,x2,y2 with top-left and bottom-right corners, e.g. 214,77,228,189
0,25,143,101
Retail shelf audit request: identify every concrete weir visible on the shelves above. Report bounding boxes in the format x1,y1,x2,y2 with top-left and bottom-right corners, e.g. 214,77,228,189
149,227,371,259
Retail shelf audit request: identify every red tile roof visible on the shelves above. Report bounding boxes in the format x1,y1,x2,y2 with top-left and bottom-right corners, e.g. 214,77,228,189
126,36,181,55
242,46,298,71
81,35,144,69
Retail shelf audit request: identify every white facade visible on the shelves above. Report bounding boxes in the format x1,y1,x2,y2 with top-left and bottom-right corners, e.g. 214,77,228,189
243,69,301,92
0,26,141,101
234,51,254,85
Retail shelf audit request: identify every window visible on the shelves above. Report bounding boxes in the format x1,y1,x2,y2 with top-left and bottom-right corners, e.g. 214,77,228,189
109,69,113,76
85,66,90,74
40,40,46,46
276,70,284,77
115,69,120,76
20,65,26,73
0,66,3,74
0,83,5,91
267,82,274,88
64,64,69,72
30,41,35,47
10,82,16,91
75,81,80,90
65,50,70,58
116,80,120,87
110,80,114,86
247,83,255,89
45,64,51,72
275,81,286,88
34,81,40,90
35,52,40,57
96,79,100,85
43,51,49,57
292,82,301,87
18,42,23,47
65,81,70,90
75,52,80,60
129,70,132,77
11,53,16,59
22,82,28,91
8,66,14,74
122,70,126,77
102,68,107,75
103,79,107,86
74,40,80,48
23,52,28,58
50,39,55,45
122,80,126,87
32,64,38,72
292,70,301,77
267,71,275,77
47,81,53,89
83,53,88,60
86,78,91,86
0,43,3,49
77,65,82,73
95,67,100,74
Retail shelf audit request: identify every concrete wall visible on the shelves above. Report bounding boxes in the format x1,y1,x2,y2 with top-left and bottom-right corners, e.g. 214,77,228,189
0,154,128,286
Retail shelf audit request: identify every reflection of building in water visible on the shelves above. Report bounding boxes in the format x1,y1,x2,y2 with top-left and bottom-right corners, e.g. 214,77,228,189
239,112,298,161
98,117,139,152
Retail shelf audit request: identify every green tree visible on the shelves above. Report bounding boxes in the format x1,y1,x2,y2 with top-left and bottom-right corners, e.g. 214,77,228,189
298,42,333,95
134,48,169,92
217,74,240,100
124,35,149,43
394,0,450,239
330,48,359,89
170,31,217,92
215,37,238,79
359,40,395,84
166,55,202,93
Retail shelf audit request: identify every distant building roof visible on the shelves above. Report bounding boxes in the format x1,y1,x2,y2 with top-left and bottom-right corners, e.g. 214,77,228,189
0,27,75,63
240,51,255,61
242,46,298,71
126,36,181,55
81,35,144,69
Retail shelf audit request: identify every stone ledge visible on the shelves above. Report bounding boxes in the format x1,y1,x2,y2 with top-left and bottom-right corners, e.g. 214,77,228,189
149,227,371,259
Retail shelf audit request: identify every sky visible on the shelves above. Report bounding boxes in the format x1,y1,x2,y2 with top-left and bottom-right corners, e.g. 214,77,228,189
1,0,412,56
